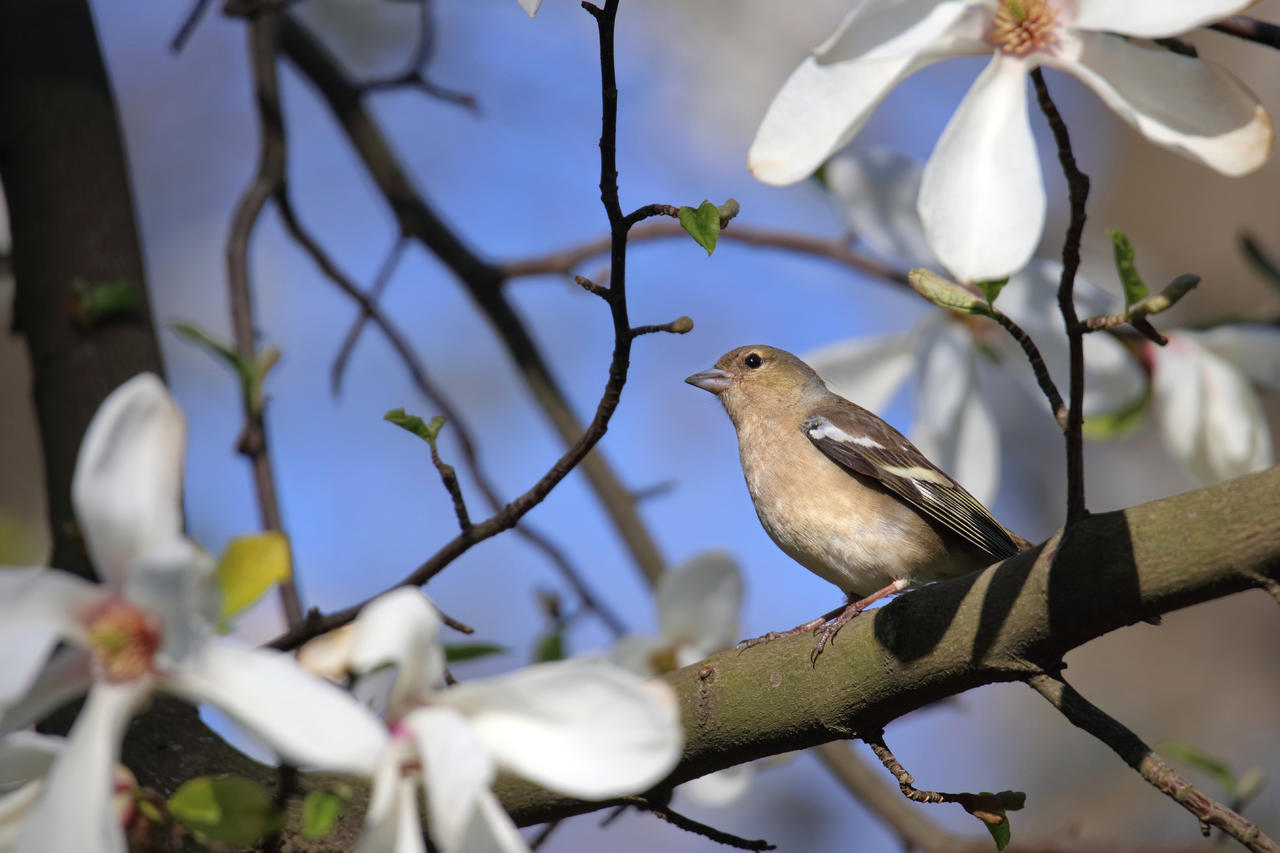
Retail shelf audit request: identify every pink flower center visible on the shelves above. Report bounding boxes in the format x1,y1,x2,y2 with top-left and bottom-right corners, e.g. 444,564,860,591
85,599,162,682
989,0,1060,57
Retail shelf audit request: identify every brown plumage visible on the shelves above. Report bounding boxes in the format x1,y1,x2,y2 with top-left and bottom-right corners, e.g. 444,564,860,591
686,345,1026,661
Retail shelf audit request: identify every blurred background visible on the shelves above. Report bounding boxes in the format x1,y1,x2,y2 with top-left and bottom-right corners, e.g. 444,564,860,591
2,0,1280,849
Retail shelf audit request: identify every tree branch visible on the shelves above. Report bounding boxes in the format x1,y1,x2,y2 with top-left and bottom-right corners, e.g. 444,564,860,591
1026,672,1277,853
495,466,1280,827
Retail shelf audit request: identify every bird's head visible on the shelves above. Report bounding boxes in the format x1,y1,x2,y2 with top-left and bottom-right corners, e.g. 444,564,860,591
685,345,827,424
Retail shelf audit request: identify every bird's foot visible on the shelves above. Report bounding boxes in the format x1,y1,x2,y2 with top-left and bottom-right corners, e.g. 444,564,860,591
736,603,849,653
808,602,867,665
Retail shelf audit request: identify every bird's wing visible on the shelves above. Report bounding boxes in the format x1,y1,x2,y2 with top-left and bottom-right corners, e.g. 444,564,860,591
802,407,1018,561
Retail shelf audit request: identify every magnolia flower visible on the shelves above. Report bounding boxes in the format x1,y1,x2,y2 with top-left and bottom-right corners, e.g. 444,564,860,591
346,588,683,853
0,733,61,853
809,148,1146,503
611,551,743,676
1149,325,1280,485
0,374,387,853
518,0,541,17
750,0,1272,282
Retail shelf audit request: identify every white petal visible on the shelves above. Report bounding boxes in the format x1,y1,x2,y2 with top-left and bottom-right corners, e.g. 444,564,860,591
920,54,1043,282
658,551,742,663
749,2,986,185
913,319,1000,504
456,790,529,853
350,588,445,720
1151,336,1208,478
1199,344,1273,482
1196,324,1280,391
165,643,386,773
0,733,61,792
441,658,682,799
1056,32,1272,177
71,374,186,589
825,148,934,266
1079,332,1148,419
404,706,495,851
517,0,541,17
0,648,94,737
16,681,149,853
1073,0,1256,38
123,537,218,667
0,569,97,708
806,332,917,412
356,753,427,853
680,764,755,807
298,623,357,683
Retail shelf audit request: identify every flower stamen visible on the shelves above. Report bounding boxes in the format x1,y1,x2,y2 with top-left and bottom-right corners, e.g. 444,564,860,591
989,0,1059,57
85,600,162,682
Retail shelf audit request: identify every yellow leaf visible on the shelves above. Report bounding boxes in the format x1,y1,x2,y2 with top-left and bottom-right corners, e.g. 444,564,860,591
216,532,291,623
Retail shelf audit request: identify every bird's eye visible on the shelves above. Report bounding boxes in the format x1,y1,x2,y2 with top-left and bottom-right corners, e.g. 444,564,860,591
744,353,763,369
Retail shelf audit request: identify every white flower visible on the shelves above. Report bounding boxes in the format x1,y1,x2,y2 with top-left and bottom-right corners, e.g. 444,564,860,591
0,733,61,853
809,148,1146,502
0,374,387,853
1149,325,1280,485
750,0,1272,282
518,0,541,17
348,588,683,853
611,551,743,676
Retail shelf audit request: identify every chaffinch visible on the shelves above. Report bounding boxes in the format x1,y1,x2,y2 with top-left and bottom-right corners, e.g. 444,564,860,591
686,345,1027,661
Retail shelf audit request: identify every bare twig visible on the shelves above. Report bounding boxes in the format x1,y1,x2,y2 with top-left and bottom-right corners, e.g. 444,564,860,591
622,202,680,227
528,819,562,850
1031,68,1089,525
989,310,1067,428
614,796,776,851
1082,312,1169,345
862,731,1023,823
331,235,407,396
429,440,470,533
500,220,910,288
170,0,214,52
226,12,304,629
1210,16,1280,51
278,14,667,587
630,316,693,338
1027,672,1278,853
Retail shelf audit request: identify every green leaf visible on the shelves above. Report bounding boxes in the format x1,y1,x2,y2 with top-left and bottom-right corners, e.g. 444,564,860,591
1107,229,1149,309
168,775,284,847
810,163,829,191
301,790,345,842
172,322,255,389
70,278,142,329
216,532,291,625
678,200,721,256
1235,768,1269,808
534,630,565,663
909,268,994,317
984,814,1011,852
975,278,1009,305
1160,741,1238,796
1082,383,1151,441
384,408,446,448
444,642,507,664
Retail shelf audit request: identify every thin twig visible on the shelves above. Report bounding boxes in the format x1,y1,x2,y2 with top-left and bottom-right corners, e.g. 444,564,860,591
499,220,910,288
331,235,407,396
990,310,1067,428
862,731,1022,821
622,202,680,227
1082,312,1169,345
1210,16,1280,51
615,796,776,851
630,316,693,338
269,0,658,651
1031,68,1089,525
1027,672,1278,853
528,819,562,850
355,0,477,108
429,439,471,533
278,14,667,587
170,0,214,53
226,12,304,629
273,190,626,637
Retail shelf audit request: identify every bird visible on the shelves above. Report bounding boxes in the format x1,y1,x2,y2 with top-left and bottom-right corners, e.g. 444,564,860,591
685,345,1027,662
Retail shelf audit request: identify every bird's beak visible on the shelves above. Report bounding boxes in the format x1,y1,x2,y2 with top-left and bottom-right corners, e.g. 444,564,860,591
684,367,733,394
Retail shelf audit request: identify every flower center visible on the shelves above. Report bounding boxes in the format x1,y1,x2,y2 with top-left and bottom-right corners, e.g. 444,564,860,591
85,599,162,682
989,0,1060,57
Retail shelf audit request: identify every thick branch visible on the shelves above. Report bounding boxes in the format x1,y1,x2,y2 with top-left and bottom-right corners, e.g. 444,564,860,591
495,467,1280,825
